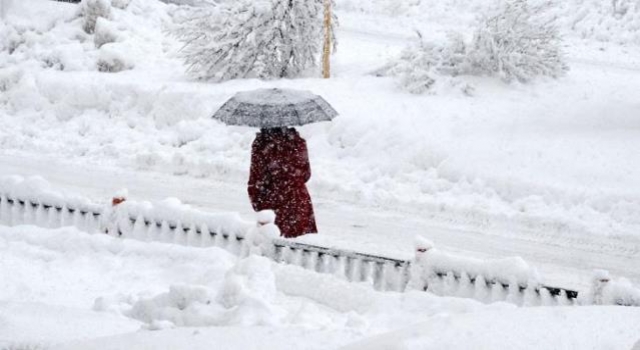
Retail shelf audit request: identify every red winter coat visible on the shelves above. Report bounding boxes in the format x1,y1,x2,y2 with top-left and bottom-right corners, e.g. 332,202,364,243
248,128,317,238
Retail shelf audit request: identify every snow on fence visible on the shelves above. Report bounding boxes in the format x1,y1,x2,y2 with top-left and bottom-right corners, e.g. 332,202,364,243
408,237,578,306
1,176,638,308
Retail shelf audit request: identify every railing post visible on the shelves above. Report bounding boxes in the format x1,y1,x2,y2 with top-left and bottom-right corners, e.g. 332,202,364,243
103,192,127,236
406,236,434,291
591,269,611,305
247,210,279,258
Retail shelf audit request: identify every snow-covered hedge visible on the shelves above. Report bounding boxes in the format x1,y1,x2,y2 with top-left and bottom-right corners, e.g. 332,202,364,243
173,0,337,81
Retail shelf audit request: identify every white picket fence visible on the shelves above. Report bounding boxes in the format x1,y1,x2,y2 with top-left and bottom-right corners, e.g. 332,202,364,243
1,176,638,307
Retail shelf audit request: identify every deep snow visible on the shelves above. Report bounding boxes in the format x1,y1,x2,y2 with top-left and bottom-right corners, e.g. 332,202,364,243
2,224,640,349
1,0,640,348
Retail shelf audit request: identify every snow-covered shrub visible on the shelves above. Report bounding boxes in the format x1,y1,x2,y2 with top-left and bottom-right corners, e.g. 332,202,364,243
612,0,638,17
96,45,132,72
0,68,23,94
568,0,640,45
81,0,112,34
110,0,130,10
380,32,469,94
94,17,119,48
174,0,337,81
381,0,567,93
468,0,567,82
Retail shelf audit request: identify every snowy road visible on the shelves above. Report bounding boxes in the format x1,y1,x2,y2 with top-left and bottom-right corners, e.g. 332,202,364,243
1,154,638,290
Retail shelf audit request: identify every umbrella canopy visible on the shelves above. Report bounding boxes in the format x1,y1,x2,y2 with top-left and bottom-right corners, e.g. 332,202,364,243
212,88,338,128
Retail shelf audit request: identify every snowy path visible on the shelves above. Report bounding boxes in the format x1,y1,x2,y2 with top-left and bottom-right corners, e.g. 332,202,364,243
1,154,638,290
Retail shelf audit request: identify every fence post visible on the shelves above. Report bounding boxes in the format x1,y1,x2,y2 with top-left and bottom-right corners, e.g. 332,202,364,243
103,193,127,236
591,269,611,305
405,236,434,291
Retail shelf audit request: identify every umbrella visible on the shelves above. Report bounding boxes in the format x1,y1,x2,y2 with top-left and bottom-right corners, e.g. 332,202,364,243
212,88,338,128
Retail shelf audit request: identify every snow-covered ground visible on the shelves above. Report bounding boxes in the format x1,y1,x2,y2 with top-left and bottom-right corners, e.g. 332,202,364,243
2,224,640,349
2,0,640,348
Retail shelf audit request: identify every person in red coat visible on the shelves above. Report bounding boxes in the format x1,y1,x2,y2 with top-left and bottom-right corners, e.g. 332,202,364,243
248,127,318,238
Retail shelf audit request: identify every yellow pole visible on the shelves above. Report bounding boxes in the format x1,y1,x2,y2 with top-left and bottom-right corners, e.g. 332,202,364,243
322,0,331,79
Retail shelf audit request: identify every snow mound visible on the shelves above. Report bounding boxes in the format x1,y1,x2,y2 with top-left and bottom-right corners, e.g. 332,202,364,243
109,256,285,329
217,255,284,325
125,285,222,329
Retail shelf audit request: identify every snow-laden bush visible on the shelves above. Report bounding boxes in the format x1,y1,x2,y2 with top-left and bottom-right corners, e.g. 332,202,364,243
568,0,640,44
174,0,337,81
94,17,119,48
380,0,567,93
380,32,469,94
110,0,131,10
468,0,567,82
81,0,112,34
612,0,639,18
97,44,133,72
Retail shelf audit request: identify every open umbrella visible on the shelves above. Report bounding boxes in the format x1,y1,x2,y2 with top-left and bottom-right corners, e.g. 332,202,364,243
212,88,338,128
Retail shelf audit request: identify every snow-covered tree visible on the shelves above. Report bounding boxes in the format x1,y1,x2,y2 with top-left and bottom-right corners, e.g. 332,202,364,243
380,0,567,93
174,0,337,81
81,0,112,34
468,0,567,82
